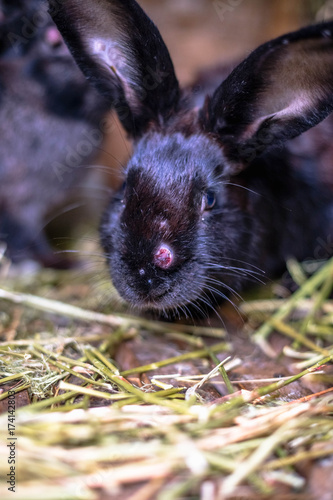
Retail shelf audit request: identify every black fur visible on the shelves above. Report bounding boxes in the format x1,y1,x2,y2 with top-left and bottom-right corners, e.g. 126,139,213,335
0,0,107,265
50,0,333,314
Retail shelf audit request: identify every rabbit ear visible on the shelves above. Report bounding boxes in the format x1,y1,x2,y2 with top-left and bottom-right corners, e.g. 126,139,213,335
49,0,180,137
203,22,333,174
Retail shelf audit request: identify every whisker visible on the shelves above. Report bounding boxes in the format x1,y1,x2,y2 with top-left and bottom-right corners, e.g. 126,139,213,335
214,256,265,274
187,300,209,319
202,283,241,314
204,266,266,285
182,304,195,322
204,277,243,301
178,304,189,320
55,249,106,259
222,182,261,197
39,203,88,233
205,269,266,286
204,261,266,278
199,291,225,324
107,112,132,159
90,145,128,169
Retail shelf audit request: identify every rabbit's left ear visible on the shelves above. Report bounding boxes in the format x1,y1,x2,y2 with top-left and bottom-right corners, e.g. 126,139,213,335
203,22,333,174
49,0,180,138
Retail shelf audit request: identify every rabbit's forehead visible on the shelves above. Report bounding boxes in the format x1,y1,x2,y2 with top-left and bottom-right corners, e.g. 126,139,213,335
125,167,198,212
128,132,224,183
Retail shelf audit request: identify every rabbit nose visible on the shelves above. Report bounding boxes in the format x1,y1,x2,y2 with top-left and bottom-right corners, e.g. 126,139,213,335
45,27,63,47
153,244,173,269
45,26,70,55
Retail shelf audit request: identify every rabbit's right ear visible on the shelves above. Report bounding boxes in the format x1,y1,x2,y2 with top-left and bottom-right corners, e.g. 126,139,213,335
202,22,333,175
49,0,180,138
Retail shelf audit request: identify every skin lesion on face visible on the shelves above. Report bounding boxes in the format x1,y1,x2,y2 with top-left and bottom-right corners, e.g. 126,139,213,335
153,243,174,269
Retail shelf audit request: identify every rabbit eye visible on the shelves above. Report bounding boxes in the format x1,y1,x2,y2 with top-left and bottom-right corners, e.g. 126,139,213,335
201,191,216,212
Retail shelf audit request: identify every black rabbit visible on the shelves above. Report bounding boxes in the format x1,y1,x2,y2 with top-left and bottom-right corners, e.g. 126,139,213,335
50,0,333,315
0,0,107,267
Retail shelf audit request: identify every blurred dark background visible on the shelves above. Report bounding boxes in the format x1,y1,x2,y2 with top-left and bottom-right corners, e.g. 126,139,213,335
137,0,333,84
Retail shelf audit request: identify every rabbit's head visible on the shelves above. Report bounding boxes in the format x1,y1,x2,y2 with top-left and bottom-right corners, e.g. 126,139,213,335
50,0,333,314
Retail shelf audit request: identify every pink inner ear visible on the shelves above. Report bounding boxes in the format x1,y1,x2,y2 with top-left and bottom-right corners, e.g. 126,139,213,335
92,39,124,77
268,91,313,119
236,35,333,143
242,91,314,140
90,37,140,107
